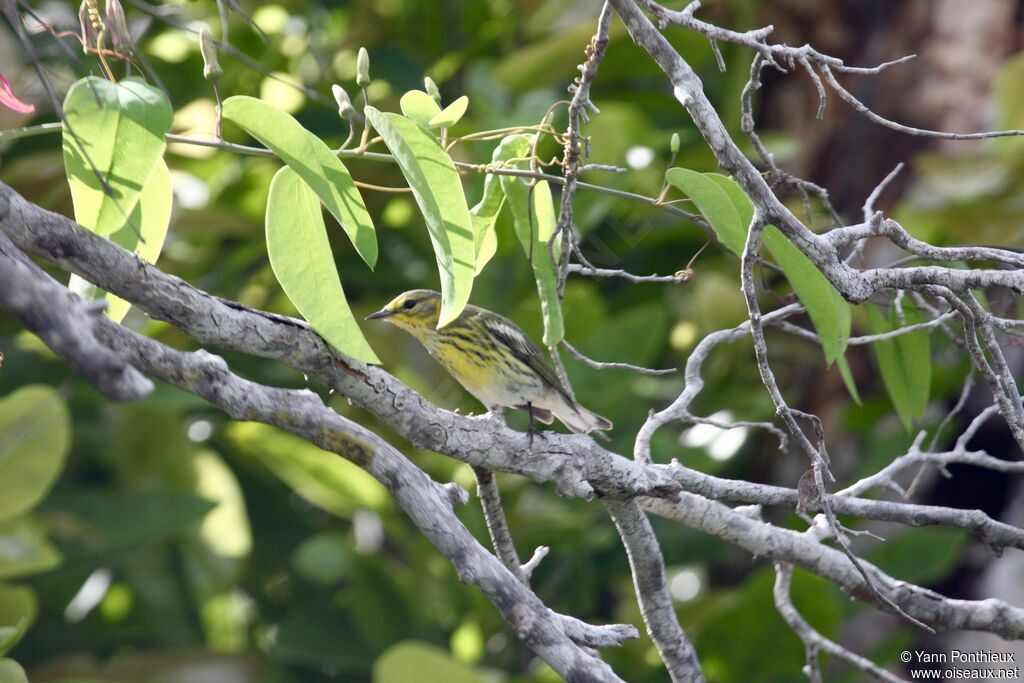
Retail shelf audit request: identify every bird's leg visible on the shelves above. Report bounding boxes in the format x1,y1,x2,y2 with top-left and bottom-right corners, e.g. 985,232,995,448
526,402,540,447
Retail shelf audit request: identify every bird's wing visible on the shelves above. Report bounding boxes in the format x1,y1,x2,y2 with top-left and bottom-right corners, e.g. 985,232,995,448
480,314,574,404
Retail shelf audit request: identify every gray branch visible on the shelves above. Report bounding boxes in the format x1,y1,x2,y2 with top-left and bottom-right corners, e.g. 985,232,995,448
0,231,152,401
2,183,1023,640
605,499,704,682
772,563,906,683
643,493,1024,638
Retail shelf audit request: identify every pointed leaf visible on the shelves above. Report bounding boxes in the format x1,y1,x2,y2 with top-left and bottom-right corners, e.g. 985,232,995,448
836,353,862,405
266,167,379,363
399,90,442,127
702,172,851,363
866,304,931,430
469,172,504,275
665,168,746,255
0,386,70,523
62,76,172,236
0,584,35,656
222,96,377,268
0,518,62,580
364,107,475,326
428,95,469,128
495,135,564,346
68,159,173,322
762,226,850,363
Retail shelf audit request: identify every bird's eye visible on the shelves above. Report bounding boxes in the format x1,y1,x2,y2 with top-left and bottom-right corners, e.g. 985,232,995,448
403,299,417,310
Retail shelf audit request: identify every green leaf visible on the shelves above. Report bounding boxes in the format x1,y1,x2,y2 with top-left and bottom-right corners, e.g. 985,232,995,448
399,90,441,127
226,422,389,518
0,518,62,580
0,385,70,523
665,168,747,255
495,135,564,346
428,95,469,128
868,528,966,584
0,658,28,683
191,450,251,560
836,353,862,405
62,76,172,237
700,172,851,364
53,491,215,555
222,96,377,268
762,226,850,363
374,641,483,683
266,167,379,364
68,159,173,323
469,172,504,275
364,107,475,326
865,303,932,430
0,584,36,656
292,532,352,585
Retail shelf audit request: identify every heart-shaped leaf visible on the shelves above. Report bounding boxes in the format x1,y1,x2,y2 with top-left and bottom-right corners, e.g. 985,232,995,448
62,76,172,237
428,95,469,128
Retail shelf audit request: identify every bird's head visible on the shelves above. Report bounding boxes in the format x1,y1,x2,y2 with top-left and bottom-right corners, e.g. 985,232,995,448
365,289,443,335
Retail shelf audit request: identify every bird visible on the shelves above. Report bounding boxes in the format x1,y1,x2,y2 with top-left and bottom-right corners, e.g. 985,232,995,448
366,289,612,435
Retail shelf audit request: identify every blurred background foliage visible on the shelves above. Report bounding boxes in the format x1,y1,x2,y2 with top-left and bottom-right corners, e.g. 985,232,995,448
0,1,1023,681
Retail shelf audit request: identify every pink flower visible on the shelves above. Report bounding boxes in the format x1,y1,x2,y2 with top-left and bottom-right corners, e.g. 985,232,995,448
0,73,35,114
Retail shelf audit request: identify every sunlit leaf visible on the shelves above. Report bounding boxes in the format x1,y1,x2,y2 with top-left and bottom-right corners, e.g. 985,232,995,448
68,159,173,322
428,95,469,128
226,423,389,517
374,641,483,683
191,450,251,560
222,95,377,268
266,166,379,363
0,518,61,580
0,584,36,656
0,658,28,683
469,172,504,275
0,385,70,523
364,107,475,326
665,168,746,255
62,76,172,237
399,90,441,127
495,135,564,346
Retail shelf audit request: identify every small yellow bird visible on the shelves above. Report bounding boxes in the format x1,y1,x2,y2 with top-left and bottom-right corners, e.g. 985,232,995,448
366,290,612,434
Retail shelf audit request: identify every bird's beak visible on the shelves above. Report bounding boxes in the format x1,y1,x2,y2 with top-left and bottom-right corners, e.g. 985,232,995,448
365,309,393,320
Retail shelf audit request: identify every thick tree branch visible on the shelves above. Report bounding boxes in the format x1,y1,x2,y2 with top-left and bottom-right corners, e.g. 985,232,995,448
2,183,1023,640
0,231,152,400
605,500,704,682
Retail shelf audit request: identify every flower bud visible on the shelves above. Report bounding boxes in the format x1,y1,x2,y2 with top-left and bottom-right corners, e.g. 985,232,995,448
424,76,441,104
332,84,355,118
199,28,222,79
104,0,131,51
356,47,370,88
79,0,102,53
670,132,680,155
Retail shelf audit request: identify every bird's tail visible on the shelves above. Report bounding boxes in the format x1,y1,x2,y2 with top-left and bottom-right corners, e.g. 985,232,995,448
555,401,613,434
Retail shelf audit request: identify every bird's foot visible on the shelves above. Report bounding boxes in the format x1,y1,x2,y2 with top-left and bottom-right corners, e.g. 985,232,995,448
527,419,543,447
